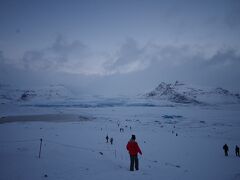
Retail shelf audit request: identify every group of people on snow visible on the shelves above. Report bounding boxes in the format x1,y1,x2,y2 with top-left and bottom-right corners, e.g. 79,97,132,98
105,121,142,171
223,144,239,157
105,135,114,145
105,120,240,172
106,134,142,171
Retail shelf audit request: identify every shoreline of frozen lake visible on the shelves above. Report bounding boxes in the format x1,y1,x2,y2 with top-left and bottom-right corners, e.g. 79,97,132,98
0,114,92,124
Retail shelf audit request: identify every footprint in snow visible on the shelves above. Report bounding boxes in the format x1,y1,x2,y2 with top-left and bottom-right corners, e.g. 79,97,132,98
165,162,181,168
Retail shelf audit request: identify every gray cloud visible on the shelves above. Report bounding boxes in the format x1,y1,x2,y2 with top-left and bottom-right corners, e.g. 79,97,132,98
1,37,240,82
50,35,87,60
105,40,218,74
1,37,240,94
104,38,152,74
104,40,206,75
204,48,240,66
21,35,89,72
17,37,205,76
106,40,240,90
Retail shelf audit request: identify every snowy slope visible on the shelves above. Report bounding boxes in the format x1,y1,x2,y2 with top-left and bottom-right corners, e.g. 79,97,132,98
0,104,240,180
145,81,240,105
0,84,74,104
0,84,26,104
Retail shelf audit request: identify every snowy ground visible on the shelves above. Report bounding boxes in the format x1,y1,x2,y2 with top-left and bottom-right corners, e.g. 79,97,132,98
0,101,240,180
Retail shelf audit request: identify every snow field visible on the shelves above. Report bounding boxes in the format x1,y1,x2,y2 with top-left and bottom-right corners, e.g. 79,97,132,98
0,105,240,180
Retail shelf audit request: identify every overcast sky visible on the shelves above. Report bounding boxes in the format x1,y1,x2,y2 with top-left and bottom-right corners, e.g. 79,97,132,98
0,0,240,95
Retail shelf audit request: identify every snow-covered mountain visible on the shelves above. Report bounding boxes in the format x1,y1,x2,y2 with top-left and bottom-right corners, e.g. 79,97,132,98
1,82,239,106
145,81,240,105
0,84,73,104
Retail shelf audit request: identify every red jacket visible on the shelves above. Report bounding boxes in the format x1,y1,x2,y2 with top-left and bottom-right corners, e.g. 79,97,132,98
126,140,142,156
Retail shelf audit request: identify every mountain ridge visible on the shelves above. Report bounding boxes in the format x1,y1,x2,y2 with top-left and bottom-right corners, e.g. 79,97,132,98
145,81,240,104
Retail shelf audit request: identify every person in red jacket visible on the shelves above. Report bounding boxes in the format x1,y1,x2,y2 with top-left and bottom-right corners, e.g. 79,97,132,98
126,134,142,171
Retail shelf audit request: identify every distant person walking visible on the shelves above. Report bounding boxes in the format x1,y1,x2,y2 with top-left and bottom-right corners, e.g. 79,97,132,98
106,135,109,143
223,144,229,156
235,145,239,157
110,137,113,145
126,135,142,171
